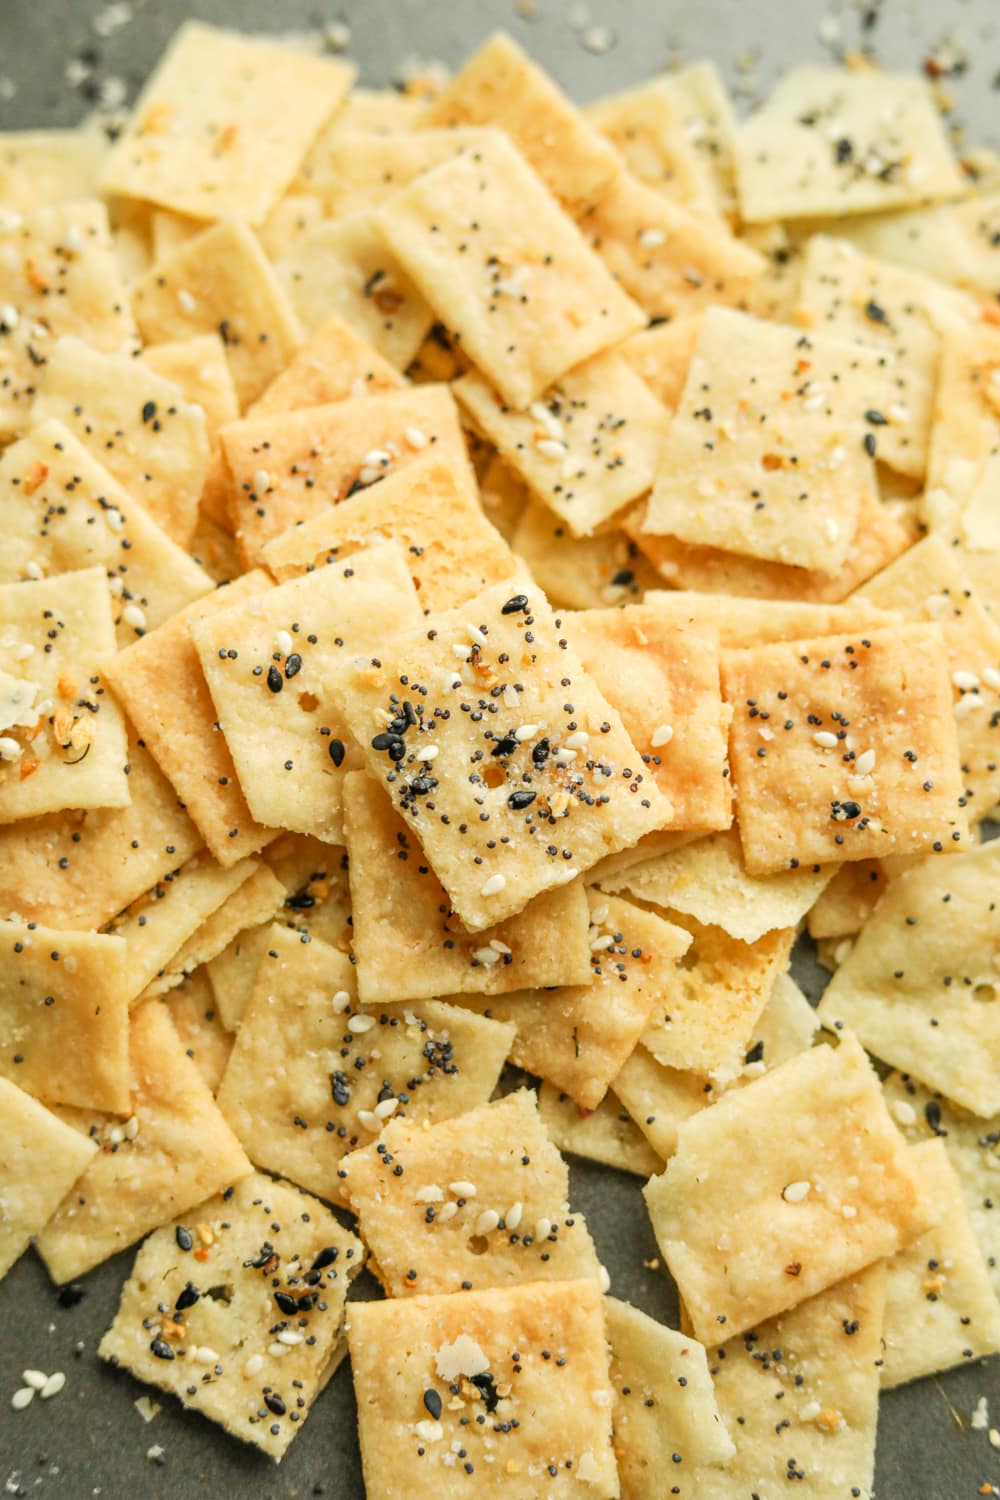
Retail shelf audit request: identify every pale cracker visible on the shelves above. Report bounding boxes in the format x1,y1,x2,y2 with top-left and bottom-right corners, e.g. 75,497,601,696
104,571,276,864
143,862,286,1001
216,926,514,1200
31,335,210,546
0,128,107,213
817,840,1000,1118
806,860,887,940
479,452,530,542
348,1278,618,1500
339,1090,601,1295
0,567,129,822
619,314,704,412
610,1045,712,1162
881,1139,1000,1387
735,66,963,223
455,351,668,538
100,20,355,225
643,1035,936,1344
657,61,740,223
723,625,969,873
511,497,660,610
0,1076,97,1280
343,771,592,1004
644,588,902,646
262,453,517,613
107,195,155,286
99,1171,363,1460
0,918,129,1112
375,129,644,410
192,545,423,843
584,80,721,217
131,218,302,407
336,579,671,932
148,206,201,263
257,192,325,263
925,322,1000,511
299,86,422,161
248,311,403,419
536,1082,663,1179
165,969,233,1094
295,127,497,218
142,333,240,530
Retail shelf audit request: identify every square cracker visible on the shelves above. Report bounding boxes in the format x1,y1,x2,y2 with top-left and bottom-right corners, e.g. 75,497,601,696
131,219,302,408
32,336,211,547
511,498,659,611
294,127,495,218
620,315,704,413
104,571,275,864
222,383,473,566
0,200,137,439
536,1081,663,1179
99,1171,363,1461
0,128,107,213
602,827,835,944
248,312,403,419
421,31,619,211
0,1076,97,1280
0,419,211,647
735,66,963,223
165,969,233,1094
142,861,286,1002
577,169,763,322
336,579,671,932
565,605,731,833
643,307,879,573
0,739,199,931
343,771,591,1004
806,859,887,940
881,1139,1000,1388
693,1267,885,1500
585,79,721,217
375,129,643,411
0,918,129,1113
100,20,355,225
348,1278,618,1500
722,625,969,874
277,211,434,371
460,891,691,1110
0,567,129,822
262,453,518,613
853,534,1000,823
339,1090,601,1296
817,840,1000,1118
643,1035,936,1344
36,999,251,1282
216,926,514,1201
141,332,240,530
455,352,667,538
644,589,902,647
192,546,423,844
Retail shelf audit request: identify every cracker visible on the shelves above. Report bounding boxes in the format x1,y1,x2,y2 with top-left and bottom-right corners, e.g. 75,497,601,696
0,919,129,1112
0,1076,97,1280
348,1278,618,1500
645,588,901,646
144,862,286,1002
577,170,763,322
806,859,887,939
0,200,137,439
817,840,1000,1117
302,86,422,155
295,127,496,218
606,1298,734,1499
216,925,515,1199
375,130,644,410
248,312,403,419
421,31,619,210
643,1035,936,1344
854,534,1000,822
104,571,276,864
131,218,302,407
0,567,129,822
744,971,820,1081
657,61,740,223
925,323,1000,513
100,21,355,225
165,969,233,1094
257,190,325,262
0,128,107,213
536,1082,663,1178
36,999,251,1281
340,1089,601,1295
619,314,704,412
141,332,240,529
610,1045,711,1161
192,546,423,843
336,580,671,932
692,1267,885,1500
585,80,720,217
460,892,691,1110
31,335,211,546
602,827,834,944
0,738,199,931
222,383,473,566
277,211,434,371
262,453,517,612
99,1171,363,1460
565,605,731,833
511,498,660,610
643,308,880,573
343,771,591,1003
723,625,969,873
736,66,963,222
455,352,667,538
881,1139,1000,1387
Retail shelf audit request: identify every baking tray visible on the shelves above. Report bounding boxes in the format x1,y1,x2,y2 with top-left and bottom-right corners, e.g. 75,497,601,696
0,1,997,1494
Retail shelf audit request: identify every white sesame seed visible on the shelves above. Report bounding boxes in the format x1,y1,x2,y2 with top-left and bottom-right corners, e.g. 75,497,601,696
415,1185,443,1203
801,1399,822,1421
363,447,391,468
758,725,774,741
22,1370,47,1390
243,1354,264,1377
514,723,538,741
480,873,506,897
107,1125,124,1145
25,560,45,581
0,737,22,762
590,903,609,925
467,623,488,647
122,602,147,631
331,989,351,1012
404,425,428,449
277,1330,304,1346
449,1180,477,1197
254,469,271,495
534,1217,553,1240
854,749,876,776
536,438,567,460
475,1209,500,1235
650,724,673,749
953,669,980,691
802,392,826,412
374,1096,398,1119
11,1388,35,1411
63,226,84,253
638,227,667,249
347,1013,376,1034
590,934,614,952
782,1180,811,1204
813,731,838,749
415,1419,444,1443
177,288,197,313
565,731,589,750
436,1201,458,1222
955,695,985,717
473,946,501,966
124,1115,139,1140
0,302,19,331
506,1201,523,1230
582,23,614,52
502,684,519,709
823,518,840,543
194,1347,219,1366
984,668,1000,691
552,746,577,764
489,939,511,955
891,1099,917,1127
358,1109,381,1132
420,744,439,761
268,1341,290,1357
358,465,382,485
452,642,473,661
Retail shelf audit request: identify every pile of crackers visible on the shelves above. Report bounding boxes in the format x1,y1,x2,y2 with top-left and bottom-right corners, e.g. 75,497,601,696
1,20,999,1496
